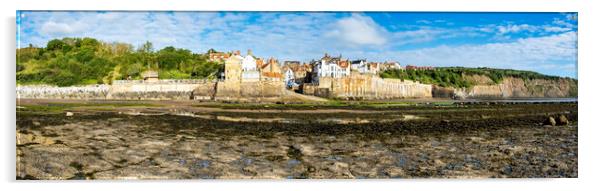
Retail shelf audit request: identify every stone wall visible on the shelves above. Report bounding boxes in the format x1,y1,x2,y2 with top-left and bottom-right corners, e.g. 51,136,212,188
17,79,287,101
214,80,285,102
303,74,432,100
109,79,215,100
16,85,110,99
17,80,216,100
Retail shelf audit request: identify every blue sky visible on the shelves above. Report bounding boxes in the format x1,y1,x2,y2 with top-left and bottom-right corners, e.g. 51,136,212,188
17,11,578,78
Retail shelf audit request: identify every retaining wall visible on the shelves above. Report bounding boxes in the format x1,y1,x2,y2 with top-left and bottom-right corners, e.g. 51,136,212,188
109,79,215,100
16,85,110,99
303,75,432,99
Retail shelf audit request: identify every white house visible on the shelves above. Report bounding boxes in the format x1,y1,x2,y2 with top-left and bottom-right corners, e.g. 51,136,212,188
242,49,257,71
312,53,350,79
240,49,260,81
284,68,295,83
283,68,298,88
351,59,367,72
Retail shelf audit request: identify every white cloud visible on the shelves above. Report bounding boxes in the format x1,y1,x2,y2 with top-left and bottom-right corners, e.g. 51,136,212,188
374,31,577,77
496,24,537,34
543,26,572,32
40,21,87,35
326,14,387,46
21,12,223,52
18,12,578,77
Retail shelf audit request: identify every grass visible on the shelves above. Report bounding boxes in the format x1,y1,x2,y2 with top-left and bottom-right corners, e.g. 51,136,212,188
16,102,161,114
196,100,455,110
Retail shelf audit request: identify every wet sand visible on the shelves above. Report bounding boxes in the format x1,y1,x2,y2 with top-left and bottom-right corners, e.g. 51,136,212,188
16,99,577,179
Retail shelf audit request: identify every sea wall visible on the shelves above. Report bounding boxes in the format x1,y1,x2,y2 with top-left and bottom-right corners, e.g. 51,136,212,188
213,80,285,102
17,75,576,101
16,80,216,100
109,79,215,100
303,74,432,100
16,79,286,101
16,85,110,99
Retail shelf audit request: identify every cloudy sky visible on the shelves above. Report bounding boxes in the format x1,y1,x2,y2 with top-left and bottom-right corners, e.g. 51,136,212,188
17,11,577,78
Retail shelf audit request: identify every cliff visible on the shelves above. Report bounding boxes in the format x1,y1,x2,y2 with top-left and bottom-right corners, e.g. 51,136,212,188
434,75,578,99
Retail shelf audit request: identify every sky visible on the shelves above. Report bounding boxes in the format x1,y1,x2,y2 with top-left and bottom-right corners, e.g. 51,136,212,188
16,11,578,78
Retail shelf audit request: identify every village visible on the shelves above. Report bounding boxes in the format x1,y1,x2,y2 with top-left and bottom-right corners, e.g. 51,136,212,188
16,47,577,102
201,49,434,100
208,49,434,90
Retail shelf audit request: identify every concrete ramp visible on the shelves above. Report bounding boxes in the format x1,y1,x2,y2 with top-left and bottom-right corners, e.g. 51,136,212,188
282,90,329,103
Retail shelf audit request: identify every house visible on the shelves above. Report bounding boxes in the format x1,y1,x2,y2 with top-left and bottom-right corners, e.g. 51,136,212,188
208,52,231,62
311,53,351,82
242,49,257,71
284,68,295,84
282,62,312,81
366,62,380,74
380,61,402,71
405,65,434,70
350,59,379,74
350,59,366,72
283,61,301,66
224,51,244,82
142,70,159,82
295,64,312,82
255,58,264,70
241,49,260,82
260,58,283,81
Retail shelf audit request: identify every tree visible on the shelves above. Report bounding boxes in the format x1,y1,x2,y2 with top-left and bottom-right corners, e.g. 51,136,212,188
17,37,231,85
46,39,65,51
207,48,217,54
139,41,154,69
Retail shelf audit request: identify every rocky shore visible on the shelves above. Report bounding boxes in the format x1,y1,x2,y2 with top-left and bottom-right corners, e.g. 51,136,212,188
16,100,577,179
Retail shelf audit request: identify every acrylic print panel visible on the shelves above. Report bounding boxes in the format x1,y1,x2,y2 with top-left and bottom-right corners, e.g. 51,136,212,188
16,11,577,179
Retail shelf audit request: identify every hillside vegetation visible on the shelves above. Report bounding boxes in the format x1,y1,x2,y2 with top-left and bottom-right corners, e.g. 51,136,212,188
380,67,576,88
17,38,222,86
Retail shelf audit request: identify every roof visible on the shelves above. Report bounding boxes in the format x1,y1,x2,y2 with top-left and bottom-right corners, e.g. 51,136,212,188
337,60,350,68
256,58,264,68
142,70,159,78
321,53,342,63
262,72,282,78
351,59,366,65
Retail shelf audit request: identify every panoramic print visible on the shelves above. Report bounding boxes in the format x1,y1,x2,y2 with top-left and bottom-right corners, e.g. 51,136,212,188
16,11,578,179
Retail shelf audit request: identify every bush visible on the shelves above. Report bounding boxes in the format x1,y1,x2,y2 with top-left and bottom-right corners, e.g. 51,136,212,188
16,37,222,86
380,67,571,88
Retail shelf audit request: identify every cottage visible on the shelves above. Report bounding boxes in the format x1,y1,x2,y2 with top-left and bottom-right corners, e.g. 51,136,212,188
380,61,402,71
284,68,295,84
142,70,159,82
367,62,380,74
350,59,379,74
224,51,244,82
242,49,257,71
283,61,301,66
240,49,260,81
208,52,231,62
260,58,283,82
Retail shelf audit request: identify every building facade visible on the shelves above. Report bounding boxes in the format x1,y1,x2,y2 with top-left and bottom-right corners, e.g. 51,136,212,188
311,53,351,83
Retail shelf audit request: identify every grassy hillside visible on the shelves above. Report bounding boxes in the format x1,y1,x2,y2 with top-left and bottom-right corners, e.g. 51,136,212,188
380,67,576,88
17,37,223,86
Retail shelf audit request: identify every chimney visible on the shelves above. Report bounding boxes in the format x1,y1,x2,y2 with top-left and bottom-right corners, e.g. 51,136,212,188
234,50,240,56
247,49,253,56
